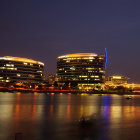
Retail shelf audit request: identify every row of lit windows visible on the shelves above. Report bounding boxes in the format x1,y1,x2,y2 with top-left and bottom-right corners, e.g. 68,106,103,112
17,74,42,77
0,67,43,73
59,78,101,81
60,57,104,61
0,67,17,70
58,67,104,70
0,62,43,68
65,60,104,63
23,62,41,67
0,80,10,82
0,73,42,78
78,75,99,78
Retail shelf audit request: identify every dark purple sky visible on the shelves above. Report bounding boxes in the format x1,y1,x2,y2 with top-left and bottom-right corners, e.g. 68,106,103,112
0,0,140,83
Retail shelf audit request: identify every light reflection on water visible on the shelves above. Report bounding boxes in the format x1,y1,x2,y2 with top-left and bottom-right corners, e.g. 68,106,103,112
0,93,140,140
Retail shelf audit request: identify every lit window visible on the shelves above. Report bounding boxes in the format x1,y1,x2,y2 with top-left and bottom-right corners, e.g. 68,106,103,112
6,64,14,67
59,68,63,71
95,79,100,80
86,68,95,70
70,67,75,70
37,70,42,73
17,74,21,77
99,70,104,73
0,67,5,69
79,75,88,77
24,63,28,65
29,74,35,78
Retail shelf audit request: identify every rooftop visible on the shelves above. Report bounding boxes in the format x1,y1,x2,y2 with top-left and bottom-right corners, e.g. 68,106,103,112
0,56,44,65
58,53,98,58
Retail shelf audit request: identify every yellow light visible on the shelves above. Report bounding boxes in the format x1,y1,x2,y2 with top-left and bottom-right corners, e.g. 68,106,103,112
86,68,95,70
79,75,88,77
17,74,21,77
0,67,5,69
58,53,97,58
112,76,122,79
90,75,99,78
6,64,14,67
0,56,44,66
24,62,28,65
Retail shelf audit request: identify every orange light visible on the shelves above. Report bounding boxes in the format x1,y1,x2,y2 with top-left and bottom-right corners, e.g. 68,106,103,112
58,53,97,58
60,93,63,95
34,92,37,95
17,92,21,95
51,93,55,95
68,93,71,95
0,56,44,65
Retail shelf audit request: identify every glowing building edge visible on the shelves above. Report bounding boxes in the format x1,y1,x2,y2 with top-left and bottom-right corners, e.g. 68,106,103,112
0,56,44,66
58,53,98,59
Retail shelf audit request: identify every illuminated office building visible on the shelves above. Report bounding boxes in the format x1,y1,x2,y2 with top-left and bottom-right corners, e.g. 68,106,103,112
105,76,129,86
57,52,106,90
0,56,44,83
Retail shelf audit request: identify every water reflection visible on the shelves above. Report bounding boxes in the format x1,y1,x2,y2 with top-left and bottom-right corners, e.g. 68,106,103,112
0,93,140,140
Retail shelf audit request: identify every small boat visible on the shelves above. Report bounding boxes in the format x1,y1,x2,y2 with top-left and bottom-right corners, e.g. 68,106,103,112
126,96,132,100
78,116,94,127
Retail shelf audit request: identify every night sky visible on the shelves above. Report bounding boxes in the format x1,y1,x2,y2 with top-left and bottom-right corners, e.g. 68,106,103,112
1,0,140,83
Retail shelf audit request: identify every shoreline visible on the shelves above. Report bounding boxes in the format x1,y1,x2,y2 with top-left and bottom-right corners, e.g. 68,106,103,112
0,88,139,95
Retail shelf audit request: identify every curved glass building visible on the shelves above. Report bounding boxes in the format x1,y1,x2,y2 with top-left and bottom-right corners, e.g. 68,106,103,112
57,53,106,90
0,56,44,83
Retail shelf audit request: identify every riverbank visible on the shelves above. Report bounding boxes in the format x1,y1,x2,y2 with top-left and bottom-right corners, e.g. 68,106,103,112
0,87,139,95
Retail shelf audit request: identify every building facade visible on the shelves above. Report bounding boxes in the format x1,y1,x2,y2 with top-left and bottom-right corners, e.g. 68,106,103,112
105,76,129,86
103,76,130,91
0,56,44,83
57,53,106,90
47,74,56,84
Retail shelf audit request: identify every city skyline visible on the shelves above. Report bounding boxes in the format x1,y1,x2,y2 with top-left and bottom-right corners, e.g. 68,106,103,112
1,0,140,82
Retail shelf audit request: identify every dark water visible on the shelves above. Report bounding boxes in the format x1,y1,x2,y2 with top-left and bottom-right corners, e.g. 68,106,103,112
0,92,140,140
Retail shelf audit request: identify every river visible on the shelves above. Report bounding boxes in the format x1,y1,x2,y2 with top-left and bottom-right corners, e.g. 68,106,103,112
0,92,140,140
